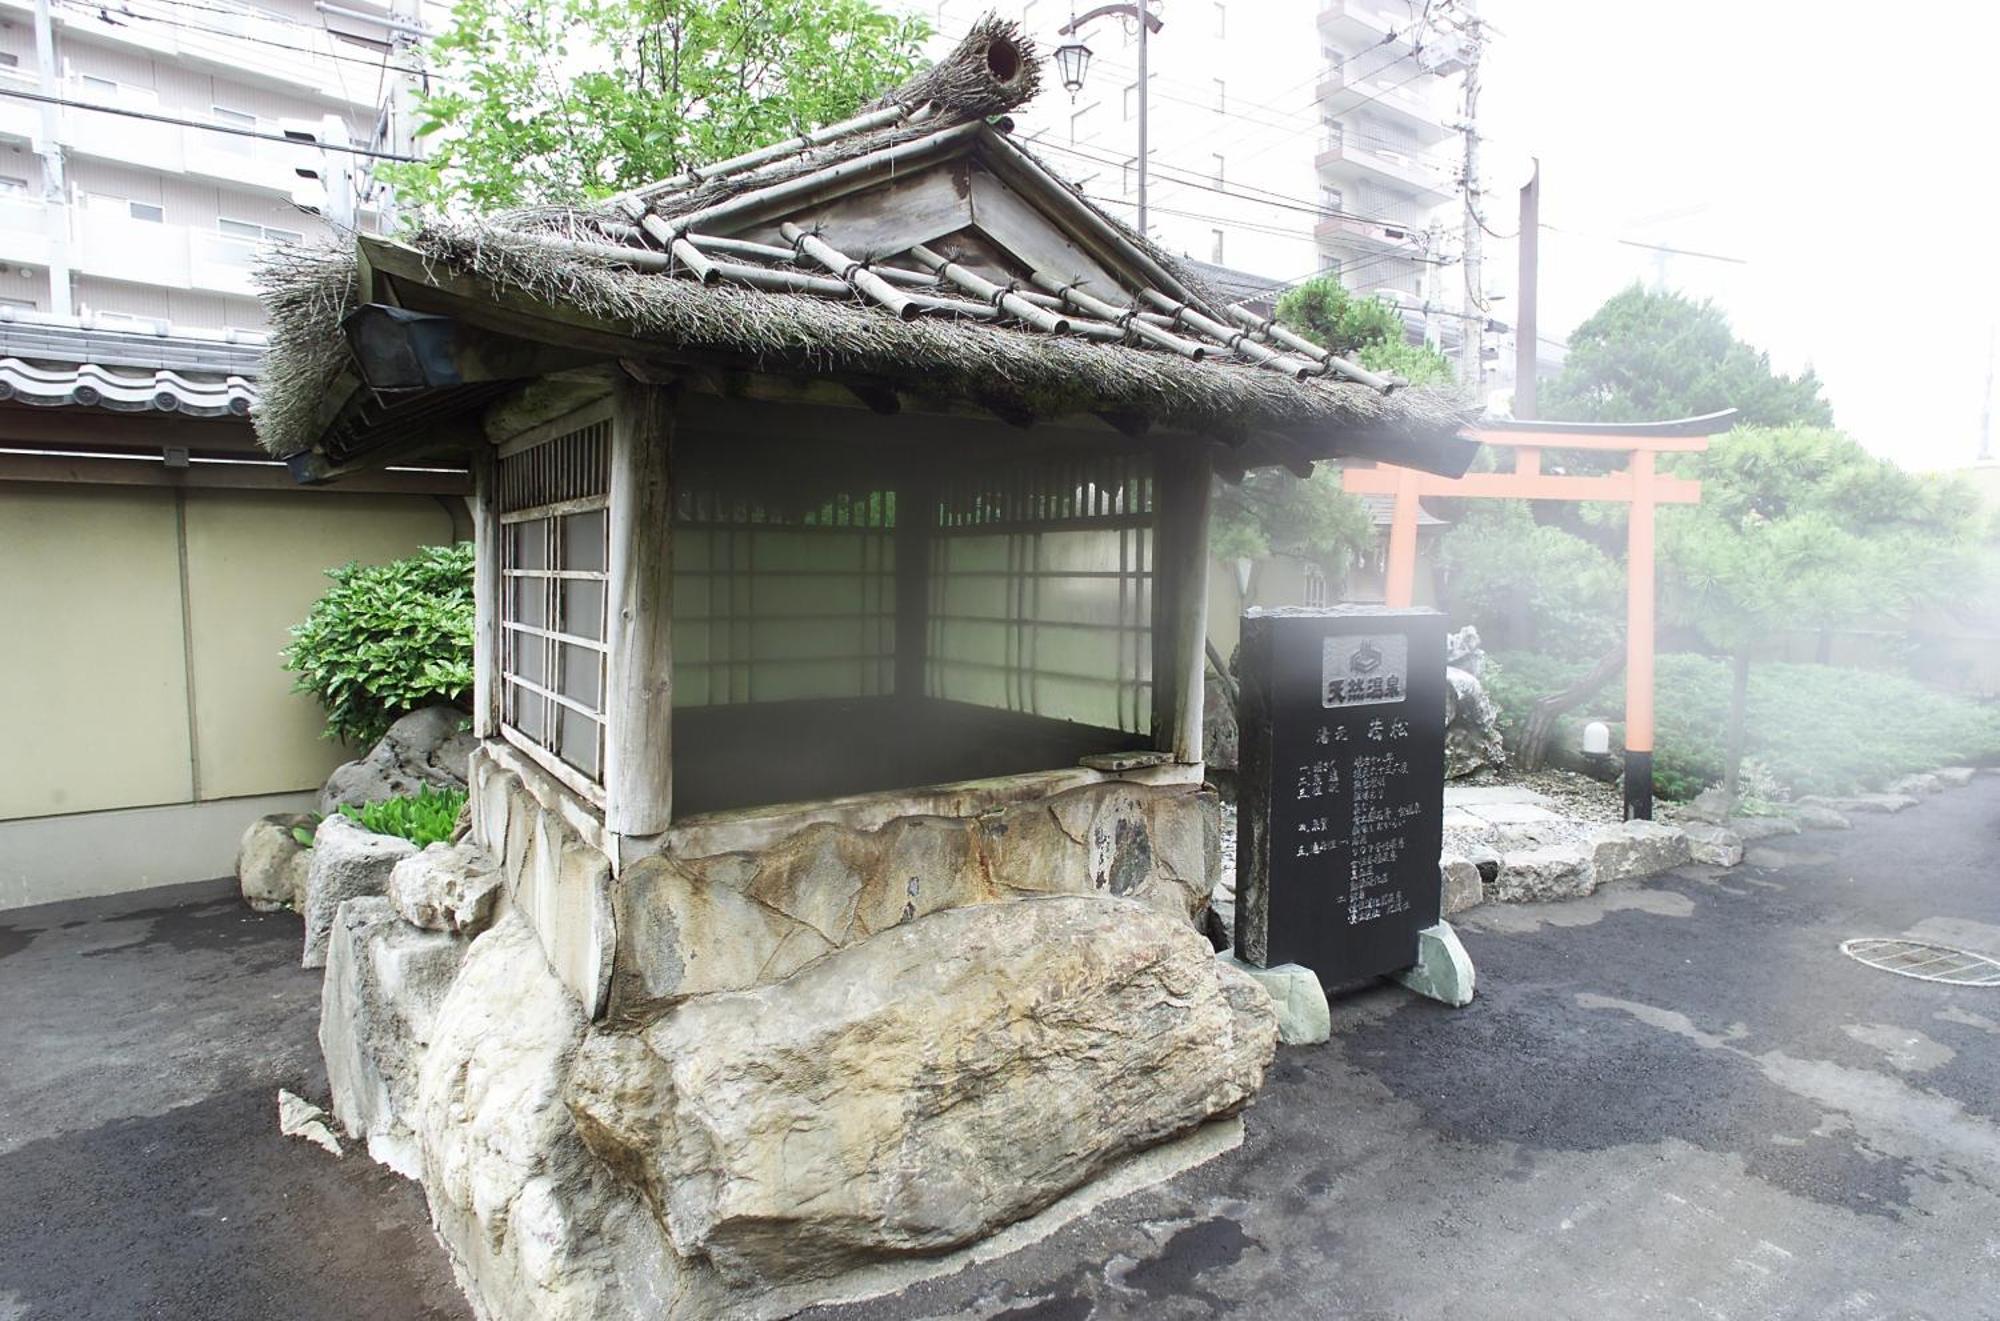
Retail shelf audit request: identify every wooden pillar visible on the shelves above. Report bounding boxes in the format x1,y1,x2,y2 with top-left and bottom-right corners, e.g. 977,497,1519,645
469,445,502,739
893,467,936,702
1384,464,1421,608
1151,443,1213,763
604,377,676,837
1624,449,1656,821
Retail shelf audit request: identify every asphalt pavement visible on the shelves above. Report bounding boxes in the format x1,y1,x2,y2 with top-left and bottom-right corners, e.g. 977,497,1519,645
3,774,1996,1320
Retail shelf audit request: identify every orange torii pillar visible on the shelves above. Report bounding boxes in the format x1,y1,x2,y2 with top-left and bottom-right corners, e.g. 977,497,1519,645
1343,410,1737,820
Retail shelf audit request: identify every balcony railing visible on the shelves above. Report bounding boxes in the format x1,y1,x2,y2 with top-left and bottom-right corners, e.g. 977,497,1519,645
70,210,278,297
1317,133,1454,199
55,78,325,197
19,0,396,106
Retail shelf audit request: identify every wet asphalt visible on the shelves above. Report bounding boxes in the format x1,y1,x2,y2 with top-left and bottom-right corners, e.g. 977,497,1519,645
3,775,1996,1320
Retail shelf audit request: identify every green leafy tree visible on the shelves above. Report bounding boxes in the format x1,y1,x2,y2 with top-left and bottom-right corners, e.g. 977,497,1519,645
1434,501,1623,658
1542,284,1834,427
285,543,475,745
1211,277,1456,577
1659,426,1985,803
383,0,930,212
1274,276,1456,385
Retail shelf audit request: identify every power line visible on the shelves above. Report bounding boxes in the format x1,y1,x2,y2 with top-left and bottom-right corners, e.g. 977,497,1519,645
0,86,419,160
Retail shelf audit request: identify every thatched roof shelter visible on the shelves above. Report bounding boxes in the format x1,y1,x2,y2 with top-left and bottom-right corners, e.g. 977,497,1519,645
255,17,1474,481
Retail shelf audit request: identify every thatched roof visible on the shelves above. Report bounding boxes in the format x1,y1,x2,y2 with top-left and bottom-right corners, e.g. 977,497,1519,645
257,16,1475,476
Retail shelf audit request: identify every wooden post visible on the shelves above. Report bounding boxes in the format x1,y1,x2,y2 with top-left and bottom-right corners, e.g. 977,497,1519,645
1151,443,1213,763
1624,449,1656,820
470,445,502,739
604,377,676,837
894,467,935,702
1384,464,1421,608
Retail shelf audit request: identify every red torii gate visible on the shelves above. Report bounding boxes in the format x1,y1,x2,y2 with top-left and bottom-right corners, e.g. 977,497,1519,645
1343,410,1737,820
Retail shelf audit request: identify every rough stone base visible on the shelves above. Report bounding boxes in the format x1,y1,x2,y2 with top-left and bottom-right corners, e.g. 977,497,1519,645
1391,922,1476,1007
1218,953,1331,1045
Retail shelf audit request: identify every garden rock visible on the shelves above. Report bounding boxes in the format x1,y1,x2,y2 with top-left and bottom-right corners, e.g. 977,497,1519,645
1935,767,1977,788
1728,814,1802,842
1218,953,1329,1045
1440,853,1484,915
318,705,476,815
301,815,417,968
1490,843,1596,902
1886,772,1941,796
237,813,314,912
1202,662,1239,772
387,841,502,936
1685,786,1733,823
1801,792,1918,815
1444,665,1505,779
319,897,467,1177
1590,820,1692,885
1681,822,1745,867
1790,803,1852,831
566,895,1275,1285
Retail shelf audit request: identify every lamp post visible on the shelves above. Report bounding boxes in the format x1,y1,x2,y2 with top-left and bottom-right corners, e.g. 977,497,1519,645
1055,2,1163,239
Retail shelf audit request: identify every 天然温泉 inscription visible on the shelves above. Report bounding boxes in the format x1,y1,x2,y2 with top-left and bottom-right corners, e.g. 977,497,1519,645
1234,607,1446,987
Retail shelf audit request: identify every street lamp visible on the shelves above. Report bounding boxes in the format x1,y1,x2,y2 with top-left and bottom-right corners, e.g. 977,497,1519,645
1052,38,1092,96
1056,2,1162,238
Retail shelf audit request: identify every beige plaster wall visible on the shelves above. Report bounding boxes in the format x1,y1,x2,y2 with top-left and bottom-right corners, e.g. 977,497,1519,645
0,482,457,825
0,484,193,818
182,490,456,799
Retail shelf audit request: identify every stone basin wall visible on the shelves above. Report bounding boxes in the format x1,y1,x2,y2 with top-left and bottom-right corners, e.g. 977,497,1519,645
320,741,1276,1319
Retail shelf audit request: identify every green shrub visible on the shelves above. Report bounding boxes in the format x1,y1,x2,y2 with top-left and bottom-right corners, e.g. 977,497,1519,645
338,785,467,849
285,543,474,745
1487,650,2000,799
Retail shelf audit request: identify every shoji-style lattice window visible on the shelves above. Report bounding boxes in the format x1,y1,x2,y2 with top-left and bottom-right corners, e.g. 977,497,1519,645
671,485,896,706
928,452,1154,734
496,412,611,796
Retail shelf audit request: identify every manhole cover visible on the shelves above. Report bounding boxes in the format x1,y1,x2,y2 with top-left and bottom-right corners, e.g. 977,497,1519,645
1840,938,2000,986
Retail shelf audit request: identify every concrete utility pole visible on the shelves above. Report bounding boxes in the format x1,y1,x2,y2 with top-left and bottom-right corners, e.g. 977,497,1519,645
1136,0,1148,238
1456,14,1484,388
1514,158,1540,418
32,0,70,316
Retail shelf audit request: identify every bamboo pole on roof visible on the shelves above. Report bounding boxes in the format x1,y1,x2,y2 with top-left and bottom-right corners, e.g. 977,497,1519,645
607,101,932,209
686,234,940,289
1138,290,1319,379
1027,272,1208,360
1223,303,1399,393
908,244,1071,334
781,222,919,320
641,122,984,245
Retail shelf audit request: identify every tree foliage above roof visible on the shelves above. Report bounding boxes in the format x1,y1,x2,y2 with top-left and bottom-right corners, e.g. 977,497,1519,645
383,0,931,212
1541,284,1834,428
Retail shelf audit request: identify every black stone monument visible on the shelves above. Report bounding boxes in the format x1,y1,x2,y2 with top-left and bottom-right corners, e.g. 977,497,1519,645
1233,606,1448,989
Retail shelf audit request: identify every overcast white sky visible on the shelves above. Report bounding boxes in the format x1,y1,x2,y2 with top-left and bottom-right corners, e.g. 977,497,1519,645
1472,0,1997,470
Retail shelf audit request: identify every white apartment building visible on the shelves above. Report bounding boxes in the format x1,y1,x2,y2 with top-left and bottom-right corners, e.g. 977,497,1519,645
1313,0,1468,313
0,0,411,339
916,1,1322,283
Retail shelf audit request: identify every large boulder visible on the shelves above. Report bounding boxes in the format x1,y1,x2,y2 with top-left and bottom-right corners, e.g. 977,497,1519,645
237,813,314,912
302,815,417,968
1590,820,1692,886
319,897,468,1177
608,782,1219,1019
414,915,690,1320
388,841,503,936
319,705,476,815
567,894,1275,1286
